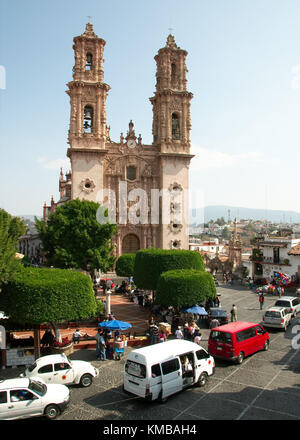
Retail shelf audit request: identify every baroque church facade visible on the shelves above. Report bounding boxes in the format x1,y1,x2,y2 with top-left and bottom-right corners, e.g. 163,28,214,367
45,23,194,258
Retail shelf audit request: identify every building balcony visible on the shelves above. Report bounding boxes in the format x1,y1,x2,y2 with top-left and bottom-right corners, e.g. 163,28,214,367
251,256,290,266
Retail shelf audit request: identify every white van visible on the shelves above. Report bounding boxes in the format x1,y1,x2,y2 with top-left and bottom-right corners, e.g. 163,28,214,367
123,340,215,402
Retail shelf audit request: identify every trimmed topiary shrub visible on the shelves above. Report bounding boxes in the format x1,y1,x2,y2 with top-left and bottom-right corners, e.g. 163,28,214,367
156,269,217,308
115,253,136,278
134,248,206,290
0,266,97,325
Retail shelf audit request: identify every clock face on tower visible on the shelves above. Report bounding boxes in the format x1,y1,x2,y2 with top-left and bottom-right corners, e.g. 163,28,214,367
127,139,136,149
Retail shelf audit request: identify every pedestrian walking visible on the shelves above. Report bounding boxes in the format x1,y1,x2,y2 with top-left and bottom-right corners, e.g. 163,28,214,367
230,304,237,322
95,329,106,361
259,293,264,310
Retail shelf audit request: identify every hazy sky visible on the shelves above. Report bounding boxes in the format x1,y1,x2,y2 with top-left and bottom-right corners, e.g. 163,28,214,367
1,0,300,217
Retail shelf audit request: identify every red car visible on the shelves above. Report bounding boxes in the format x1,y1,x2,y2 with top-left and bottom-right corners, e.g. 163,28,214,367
208,321,269,364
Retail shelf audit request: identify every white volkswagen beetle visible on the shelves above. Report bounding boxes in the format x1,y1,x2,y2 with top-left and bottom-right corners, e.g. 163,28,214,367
21,354,99,387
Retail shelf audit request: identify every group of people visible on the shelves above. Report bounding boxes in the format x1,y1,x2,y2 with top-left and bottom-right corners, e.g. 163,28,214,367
175,321,202,344
95,328,126,361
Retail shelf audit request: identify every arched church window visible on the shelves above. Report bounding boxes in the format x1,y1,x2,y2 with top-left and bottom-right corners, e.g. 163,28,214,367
126,166,136,181
172,113,180,140
86,53,93,70
83,106,93,133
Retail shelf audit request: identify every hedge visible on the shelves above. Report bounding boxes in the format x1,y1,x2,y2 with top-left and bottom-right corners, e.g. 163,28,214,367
156,269,217,308
134,248,205,290
115,253,135,278
0,266,97,325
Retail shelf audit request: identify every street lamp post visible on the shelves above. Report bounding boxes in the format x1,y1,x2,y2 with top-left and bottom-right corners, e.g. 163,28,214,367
106,289,111,316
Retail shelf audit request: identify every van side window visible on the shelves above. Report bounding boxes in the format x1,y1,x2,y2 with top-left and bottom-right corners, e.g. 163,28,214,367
151,364,161,377
0,391,7,404
196,349,209,360
162,358,180,375
236,327,256,342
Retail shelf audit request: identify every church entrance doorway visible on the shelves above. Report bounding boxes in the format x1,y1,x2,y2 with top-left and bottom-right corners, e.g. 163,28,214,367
122,234,140,254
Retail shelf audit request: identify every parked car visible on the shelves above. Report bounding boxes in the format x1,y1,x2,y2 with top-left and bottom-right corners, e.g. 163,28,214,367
21,354,99,387
0,377,69,420
274,296,300,317
262,306,292,331
207,308,228,328
208,321,270,364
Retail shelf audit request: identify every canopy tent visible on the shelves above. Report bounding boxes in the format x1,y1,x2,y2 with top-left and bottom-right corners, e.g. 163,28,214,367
98,320,132,330
182,305,208,316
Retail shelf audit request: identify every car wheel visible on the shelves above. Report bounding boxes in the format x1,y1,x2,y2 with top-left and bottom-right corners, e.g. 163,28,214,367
80,373,93,387
45,404,60,420
197,372,208,387
236,351,244,364
263,340,269,351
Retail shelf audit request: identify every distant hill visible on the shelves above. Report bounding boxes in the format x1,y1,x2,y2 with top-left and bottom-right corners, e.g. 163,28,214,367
190,205,300,224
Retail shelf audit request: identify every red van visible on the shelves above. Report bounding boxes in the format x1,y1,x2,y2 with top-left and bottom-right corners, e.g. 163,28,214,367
208,321,269,364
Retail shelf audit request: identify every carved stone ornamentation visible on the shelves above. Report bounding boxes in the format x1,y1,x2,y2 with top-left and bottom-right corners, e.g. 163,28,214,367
169,239,181,249
168,222,183,234
79,178,96,193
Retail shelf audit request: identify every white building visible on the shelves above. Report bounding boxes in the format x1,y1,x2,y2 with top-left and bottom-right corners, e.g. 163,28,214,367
189,238,225,255
252,235,300,282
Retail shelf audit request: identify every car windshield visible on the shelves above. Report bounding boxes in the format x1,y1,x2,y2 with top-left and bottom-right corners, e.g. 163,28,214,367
265,311,281,318
210,331,232,344
29,379,47,397
27,362,37,373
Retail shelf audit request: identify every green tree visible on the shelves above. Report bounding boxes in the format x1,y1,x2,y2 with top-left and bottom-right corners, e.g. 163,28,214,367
215,217,226,226
156,269,216,309
208,256,222,274
0,209,26,287
35,199,117,277
0,266,98,357
115,253,135,278
221,226,230,240
134,248,205,291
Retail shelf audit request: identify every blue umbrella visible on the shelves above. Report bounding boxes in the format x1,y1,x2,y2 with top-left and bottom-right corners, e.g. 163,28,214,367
183,305,208,316
98,320,132,330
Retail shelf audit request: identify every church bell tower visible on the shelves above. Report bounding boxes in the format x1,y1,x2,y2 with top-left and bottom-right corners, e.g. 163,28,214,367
150,34,194,250
66,23,110,200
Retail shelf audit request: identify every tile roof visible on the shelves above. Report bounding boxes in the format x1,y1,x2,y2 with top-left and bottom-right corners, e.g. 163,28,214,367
288,244,300,255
